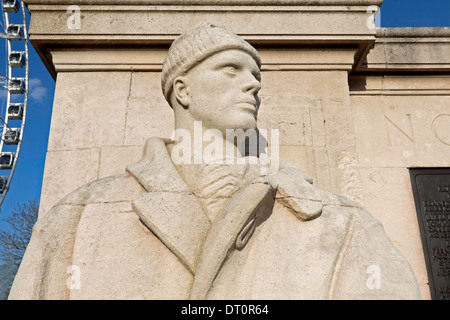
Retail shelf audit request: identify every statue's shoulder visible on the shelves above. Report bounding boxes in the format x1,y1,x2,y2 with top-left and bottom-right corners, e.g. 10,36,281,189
32,172,146,246
36,136,175,232
272,159,361,221
56,172,145,208
278,158,360,207
54,136,172,209
36,173,144,227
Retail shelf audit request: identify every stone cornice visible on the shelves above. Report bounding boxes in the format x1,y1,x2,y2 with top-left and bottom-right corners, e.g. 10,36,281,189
50,47,358,73
25,0,380,78
349,75,450,96
376,27,450,38
356,27,450,73
25,2,449,79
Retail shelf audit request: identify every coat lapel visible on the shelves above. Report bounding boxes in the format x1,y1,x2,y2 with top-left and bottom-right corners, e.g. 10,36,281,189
189,181,276,299
127,137,211,275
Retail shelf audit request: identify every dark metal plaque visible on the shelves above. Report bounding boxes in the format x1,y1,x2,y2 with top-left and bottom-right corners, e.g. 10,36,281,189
410,168,450,300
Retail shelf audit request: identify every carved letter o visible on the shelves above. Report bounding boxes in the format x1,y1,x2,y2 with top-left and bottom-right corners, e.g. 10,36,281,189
432,114,450,146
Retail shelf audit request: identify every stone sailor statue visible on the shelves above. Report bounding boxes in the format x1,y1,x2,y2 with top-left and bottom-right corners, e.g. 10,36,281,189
9,23,421,300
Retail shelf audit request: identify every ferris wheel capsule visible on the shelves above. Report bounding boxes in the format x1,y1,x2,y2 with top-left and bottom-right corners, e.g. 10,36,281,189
7,103,24,119
9,51,26,67
3,128,21,145
2,0,19,13
0,152,14,169
8,77,25,94
0,176,8,193
6,24,23,40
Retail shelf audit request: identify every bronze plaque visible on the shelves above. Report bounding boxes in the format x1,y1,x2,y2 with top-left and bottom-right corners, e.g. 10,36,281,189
410,168,450,300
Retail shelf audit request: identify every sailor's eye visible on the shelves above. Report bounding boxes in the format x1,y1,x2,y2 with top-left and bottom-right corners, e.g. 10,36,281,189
223,66,237,75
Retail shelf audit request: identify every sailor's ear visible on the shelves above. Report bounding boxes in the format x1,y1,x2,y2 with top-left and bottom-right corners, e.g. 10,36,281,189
173,76,190,109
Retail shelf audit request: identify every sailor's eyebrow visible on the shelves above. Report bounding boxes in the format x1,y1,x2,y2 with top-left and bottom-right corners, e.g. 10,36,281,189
212,55,261,80
216,59,260,75
215,58,243,70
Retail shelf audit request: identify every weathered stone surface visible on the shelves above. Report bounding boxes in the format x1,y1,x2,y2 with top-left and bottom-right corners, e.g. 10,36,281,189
258,70,364,205
98,145,144,179
48,72,130,151
361,28,450,71
125,72,175,145
70,201,193,299
38,148,100,217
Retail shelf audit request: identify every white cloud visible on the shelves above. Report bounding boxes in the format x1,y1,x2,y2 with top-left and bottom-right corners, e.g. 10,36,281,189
28,78,48,103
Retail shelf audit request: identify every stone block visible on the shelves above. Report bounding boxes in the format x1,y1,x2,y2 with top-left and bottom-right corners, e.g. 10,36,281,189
98,145,144,179
278,145,308,172
39,148,100,216
48,72,131,151
125,72,175,145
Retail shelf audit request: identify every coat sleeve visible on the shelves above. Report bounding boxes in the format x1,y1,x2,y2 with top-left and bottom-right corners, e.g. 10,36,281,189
328,206,422,300
8,204,84,300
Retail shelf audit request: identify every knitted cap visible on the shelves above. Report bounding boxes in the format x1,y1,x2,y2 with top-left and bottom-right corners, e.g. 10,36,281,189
161,22,261,106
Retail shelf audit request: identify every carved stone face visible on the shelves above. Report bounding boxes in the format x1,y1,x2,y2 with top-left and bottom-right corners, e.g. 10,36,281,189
178,49,261,133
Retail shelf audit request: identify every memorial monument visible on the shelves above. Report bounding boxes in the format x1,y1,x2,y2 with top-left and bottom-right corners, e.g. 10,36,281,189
8,23,421,300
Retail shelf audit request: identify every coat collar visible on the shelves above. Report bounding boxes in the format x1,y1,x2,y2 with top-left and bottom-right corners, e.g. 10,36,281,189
127,137,191,194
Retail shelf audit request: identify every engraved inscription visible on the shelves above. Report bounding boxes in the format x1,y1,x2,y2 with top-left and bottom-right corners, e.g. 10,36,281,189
384,113,450,148
410,169,450,300
424,201,450,239
385,114,415,147
433,242,450,277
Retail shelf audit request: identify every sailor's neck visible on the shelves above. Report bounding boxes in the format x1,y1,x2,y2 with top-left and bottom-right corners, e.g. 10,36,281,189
166,141,262,222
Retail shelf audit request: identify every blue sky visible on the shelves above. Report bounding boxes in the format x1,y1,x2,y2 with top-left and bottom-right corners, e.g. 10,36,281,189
380,0,450,27
0,0,449,220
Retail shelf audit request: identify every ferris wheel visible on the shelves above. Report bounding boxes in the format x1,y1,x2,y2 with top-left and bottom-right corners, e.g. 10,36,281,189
0,0,28,206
